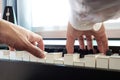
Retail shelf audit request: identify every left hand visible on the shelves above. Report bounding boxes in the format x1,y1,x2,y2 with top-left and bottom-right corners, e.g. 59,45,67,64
0,20,45,58
66,22,109,54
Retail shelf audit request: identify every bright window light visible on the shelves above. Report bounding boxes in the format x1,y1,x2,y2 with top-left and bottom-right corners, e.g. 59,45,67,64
104,18,120,23
31,0,70,28
31,0,120,34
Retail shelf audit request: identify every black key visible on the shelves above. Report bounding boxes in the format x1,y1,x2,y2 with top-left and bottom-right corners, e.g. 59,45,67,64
87,49,94,54
118,50,120,56
78,49,86,58
106,49,113,56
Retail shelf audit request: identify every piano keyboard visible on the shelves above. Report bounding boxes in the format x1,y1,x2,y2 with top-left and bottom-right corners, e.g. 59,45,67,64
0,50,120,71
0,49,120,80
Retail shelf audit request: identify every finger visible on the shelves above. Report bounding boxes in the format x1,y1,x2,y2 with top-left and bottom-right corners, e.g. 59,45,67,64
95,33,109,54
8,46,15,51
26,42,45,58
102,39,109,54
101,34,109,54
31,42,37,46
86,35,93,50
66,34,75,53
37,38,44,51
78,35,85,50
93,24,109,54
96,40,104,54
31,35,44,51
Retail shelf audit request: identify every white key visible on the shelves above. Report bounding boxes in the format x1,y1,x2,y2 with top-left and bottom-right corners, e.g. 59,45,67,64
0,50,10,59
96,55,109,69
109,56,120,70
37,57,46,63
46,52,62,64
9,51,16,60
54,57,64,65
0,50,4,58
84,54,99,68
64,53,80,65
29,54,38,62
30,51,48,63
22,51,30,61
73,58,85,67
15,51,23,61
111,53,119,56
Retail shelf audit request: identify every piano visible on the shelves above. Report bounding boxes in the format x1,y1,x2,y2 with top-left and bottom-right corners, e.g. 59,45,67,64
0,38,120,80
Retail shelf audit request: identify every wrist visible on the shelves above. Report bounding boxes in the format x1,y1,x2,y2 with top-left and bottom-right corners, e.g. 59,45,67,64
92,23,102,31
70,21,102,31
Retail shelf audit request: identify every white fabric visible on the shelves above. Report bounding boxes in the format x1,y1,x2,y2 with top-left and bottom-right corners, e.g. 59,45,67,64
69,0,120,30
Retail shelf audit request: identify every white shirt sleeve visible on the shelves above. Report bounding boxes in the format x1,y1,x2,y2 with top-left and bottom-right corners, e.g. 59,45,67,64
69,0,120,31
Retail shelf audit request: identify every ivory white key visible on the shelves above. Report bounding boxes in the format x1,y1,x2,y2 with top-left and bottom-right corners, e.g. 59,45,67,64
73,58,85,67
9,51,16,60
109,56,120,70
15,51,23,61
64,53,80,65
29,54,38,62
0,50,4,58
37,51,48,63
46,52,62,63
111,53,119,56
84,54,99,68
54,57,64,65
22,51,30,61
0,50,10,59
96,55,109,69
37,57,46,63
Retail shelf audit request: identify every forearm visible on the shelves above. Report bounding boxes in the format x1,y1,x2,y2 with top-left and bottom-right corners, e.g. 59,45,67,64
0,19,6,43
0,19,1,34
0,19,13,44
0,19,4,42
0,19,8,34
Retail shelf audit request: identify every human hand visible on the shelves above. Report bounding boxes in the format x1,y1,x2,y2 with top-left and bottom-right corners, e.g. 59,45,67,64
0,20,45,58
66,22,109,54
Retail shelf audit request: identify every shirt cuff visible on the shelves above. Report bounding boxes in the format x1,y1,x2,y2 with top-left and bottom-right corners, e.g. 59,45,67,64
70,19,102,31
